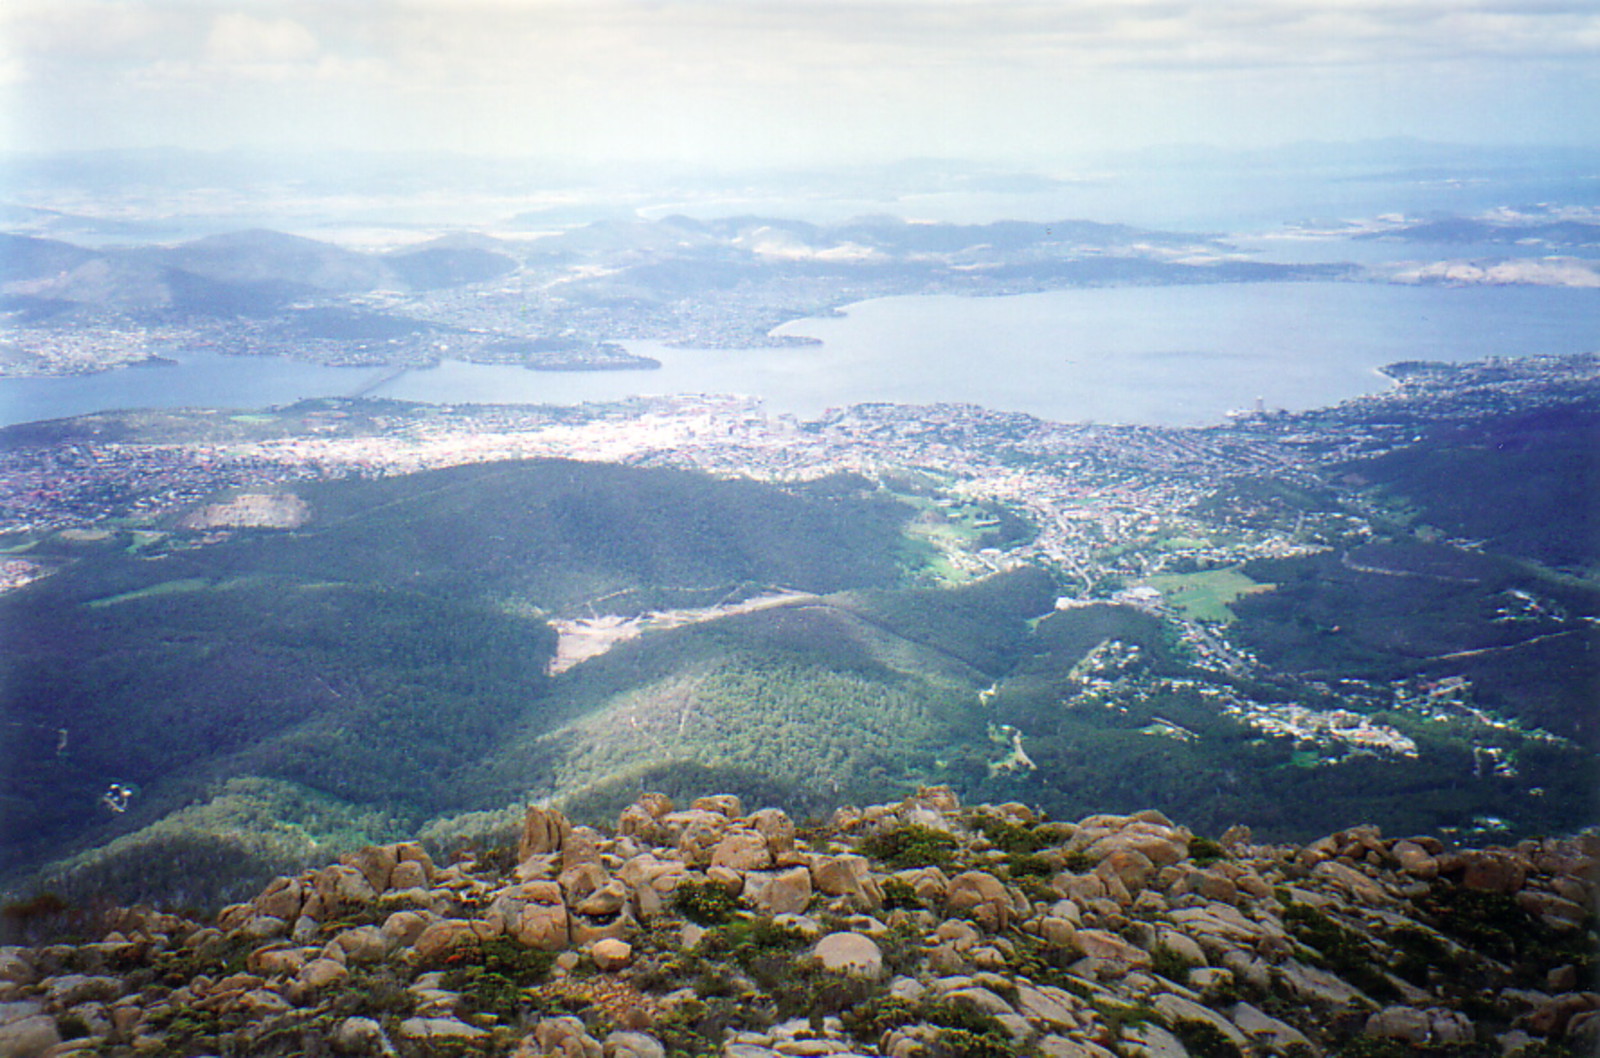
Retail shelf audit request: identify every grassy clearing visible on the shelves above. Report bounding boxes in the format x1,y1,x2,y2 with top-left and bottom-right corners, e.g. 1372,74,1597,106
87,578,211,608
1141,568,1273,624
888,488,1017,587
124,531,167,554
86,574,275,607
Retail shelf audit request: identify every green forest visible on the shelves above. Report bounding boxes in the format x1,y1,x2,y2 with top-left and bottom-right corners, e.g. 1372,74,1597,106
3,445,1595,912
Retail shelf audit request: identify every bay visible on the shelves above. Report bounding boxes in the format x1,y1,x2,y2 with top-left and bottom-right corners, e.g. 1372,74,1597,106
1,281,1595,429
357,281,1600,426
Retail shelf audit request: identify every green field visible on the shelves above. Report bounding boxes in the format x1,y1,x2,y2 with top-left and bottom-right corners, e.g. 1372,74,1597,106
885,484,1033,586
1141,567,1272,623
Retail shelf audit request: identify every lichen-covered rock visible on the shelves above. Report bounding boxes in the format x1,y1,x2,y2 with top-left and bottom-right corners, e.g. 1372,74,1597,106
513,900,570,951
1279,958,1371,1006
314,864,379,914
618,795,675,844
1152,993,1252,1052
381,909,431,947
332,925,389,964
43,973,121,1009
344,845,398,894
1120,1022,1189,1058
521,805,573,860
1230,1001,1314,1053
402,1015,490,1042
298,957,349,990
812,932,883,978
333,1016,384,1051
747,808,797,858
5,791,1593,1058
603,1030,666,1058
590,937,633,971
945,870,1014,931
251,876,305,921
389,859,431,891
1096,848,1158,892
667,810,731,865
710,828,773,872
1073,928,1153,978
1014,982,1083,1031
744,866,813,915
0,949,36,986
530,1014,603,1057
1365,1005,1433,1043
1038,915,1079,949
811,853,883,909
412,918,500,963
0,1010,59,1058
1455,849,1526,892
245,943,306,976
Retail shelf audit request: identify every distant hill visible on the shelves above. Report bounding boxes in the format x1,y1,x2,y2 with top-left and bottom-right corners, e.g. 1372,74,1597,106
1358,216,1600,247
1,215,1349,373
385,246,517,291
0,233,98,283
146,229,393,293
0,229,520,316
1345,406,1600,572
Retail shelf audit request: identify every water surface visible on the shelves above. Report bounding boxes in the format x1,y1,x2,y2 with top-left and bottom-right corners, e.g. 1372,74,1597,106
3,282,1595,428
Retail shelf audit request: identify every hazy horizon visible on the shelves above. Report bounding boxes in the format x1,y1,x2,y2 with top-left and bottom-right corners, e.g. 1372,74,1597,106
5,1,1598,171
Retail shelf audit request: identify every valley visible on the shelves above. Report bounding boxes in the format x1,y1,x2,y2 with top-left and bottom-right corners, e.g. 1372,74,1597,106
1,353,1595,910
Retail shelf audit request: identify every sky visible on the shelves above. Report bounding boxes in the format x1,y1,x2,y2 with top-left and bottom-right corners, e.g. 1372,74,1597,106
3,0,1599,168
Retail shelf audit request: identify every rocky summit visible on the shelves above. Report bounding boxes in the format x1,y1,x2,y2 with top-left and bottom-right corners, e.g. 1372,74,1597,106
0,788,1595,1058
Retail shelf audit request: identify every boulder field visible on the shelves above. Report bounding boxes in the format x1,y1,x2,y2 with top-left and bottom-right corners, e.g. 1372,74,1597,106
0,787,1594,1057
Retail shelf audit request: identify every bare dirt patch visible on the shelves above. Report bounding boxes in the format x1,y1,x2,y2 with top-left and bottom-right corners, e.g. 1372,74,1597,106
547,590,816,675
181,491,310,530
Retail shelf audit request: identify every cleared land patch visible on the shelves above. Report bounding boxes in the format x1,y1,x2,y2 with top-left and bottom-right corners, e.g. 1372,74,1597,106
1141,567,1274,623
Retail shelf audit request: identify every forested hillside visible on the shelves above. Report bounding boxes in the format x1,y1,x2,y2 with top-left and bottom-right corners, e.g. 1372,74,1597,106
0,460,916,902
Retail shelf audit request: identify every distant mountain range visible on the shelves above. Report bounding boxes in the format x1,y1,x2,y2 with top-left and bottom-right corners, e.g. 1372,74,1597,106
0,217,1351,376
0,229,518,318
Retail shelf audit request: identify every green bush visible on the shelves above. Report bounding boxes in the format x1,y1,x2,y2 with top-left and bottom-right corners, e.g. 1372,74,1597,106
860,825,961,869
439,937,555,1021
1005,852,1055,877
931,1028,1022,1058
879,877,925,911
842,995,922,1041
1062,851,1096,872
1150,943,1192,982
1281,901,1396,1001
918,998,1013,1039
672,880,743,926
700,916,810,992
973,815,1050,854
842,994,1018,1050
1172,1018,1243,1058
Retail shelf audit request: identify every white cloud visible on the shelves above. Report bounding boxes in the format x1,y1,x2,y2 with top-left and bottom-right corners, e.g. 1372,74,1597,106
203,12,320,67
3,1,1598,159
